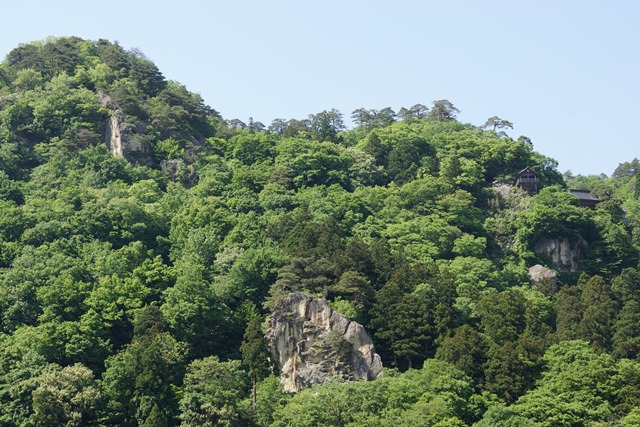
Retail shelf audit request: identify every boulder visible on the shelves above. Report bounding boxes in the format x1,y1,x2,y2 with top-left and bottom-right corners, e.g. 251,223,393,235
266,293,383,392
528,264,558,287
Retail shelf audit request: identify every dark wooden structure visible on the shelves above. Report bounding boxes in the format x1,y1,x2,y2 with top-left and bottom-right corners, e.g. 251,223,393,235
515,167,539,194
569,189,600,209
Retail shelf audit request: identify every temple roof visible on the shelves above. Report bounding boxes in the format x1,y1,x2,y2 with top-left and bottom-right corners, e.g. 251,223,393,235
569,189,599,201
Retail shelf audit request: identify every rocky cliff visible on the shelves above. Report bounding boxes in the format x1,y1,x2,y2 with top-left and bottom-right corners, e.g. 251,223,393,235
534,236,587,272
104,109,152,164
266,293,383,392
105,110,126,157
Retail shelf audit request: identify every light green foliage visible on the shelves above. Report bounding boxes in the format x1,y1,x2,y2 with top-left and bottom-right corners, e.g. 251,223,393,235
621,407,640,426
154,137,185,160
384,214,461,261
0,348,48,425
30,363,102,427
1,36,639,426
13,68,44,91
474,404,540,427
272,359,477,427
452,234,486,257
510,341,620,426
228,132,275,166
344,147,387,187
518,286,554,335
274,137,350,188
329,296,361,320
169,196,235,263
254,376,289,427
179,356,250,427
484,186,530,255
446,256,499,298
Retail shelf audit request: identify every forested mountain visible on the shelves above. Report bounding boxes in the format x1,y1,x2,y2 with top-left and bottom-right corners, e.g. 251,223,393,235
0,36,639,426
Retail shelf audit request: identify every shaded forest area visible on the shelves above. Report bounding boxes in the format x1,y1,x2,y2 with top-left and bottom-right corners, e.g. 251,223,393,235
0,37,640,426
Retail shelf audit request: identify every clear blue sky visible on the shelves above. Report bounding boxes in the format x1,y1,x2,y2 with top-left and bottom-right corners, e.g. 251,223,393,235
2,0,638,176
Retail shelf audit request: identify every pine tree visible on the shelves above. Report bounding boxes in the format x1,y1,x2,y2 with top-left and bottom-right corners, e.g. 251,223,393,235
241,317,271,410
371,264,435,368
578,275,620,352
141,403,168,427
613,301,640,359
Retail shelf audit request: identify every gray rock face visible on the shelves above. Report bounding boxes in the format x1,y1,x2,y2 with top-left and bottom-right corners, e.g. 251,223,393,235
105,110,151,164
528,264,558,287
105,110,126,157
266,293,383,392
534,237,587,272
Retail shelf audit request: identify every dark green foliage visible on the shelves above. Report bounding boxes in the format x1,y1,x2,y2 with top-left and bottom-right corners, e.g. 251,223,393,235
141,404,169,427
351,107,397,130
436,325,488,387
371,263,435,368
482,335,545,404
613,301,640,359
101,307,185,426
612,158,640,179
308,109,344,142
477,289,527,345
6,37,85,78
578,275,619,352
241,316,271,409
553,284,583,342
428,99,460,121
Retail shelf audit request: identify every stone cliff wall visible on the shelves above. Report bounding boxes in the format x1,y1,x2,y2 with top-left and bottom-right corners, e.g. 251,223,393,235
534,236,587,272
266,293,383,392
105,110,125,157
104,109,152,164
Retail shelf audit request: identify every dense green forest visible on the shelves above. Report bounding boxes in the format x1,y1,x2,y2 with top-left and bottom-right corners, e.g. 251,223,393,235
0,36,639,426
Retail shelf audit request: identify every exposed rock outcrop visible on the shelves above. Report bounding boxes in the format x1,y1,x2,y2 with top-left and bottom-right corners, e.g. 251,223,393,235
528,264,558,288
105,110,125,157
534,236,587,272
105,109,152,164
266,293,383,392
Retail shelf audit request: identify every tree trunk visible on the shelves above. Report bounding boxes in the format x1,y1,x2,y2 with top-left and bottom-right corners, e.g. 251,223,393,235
252,374,257,410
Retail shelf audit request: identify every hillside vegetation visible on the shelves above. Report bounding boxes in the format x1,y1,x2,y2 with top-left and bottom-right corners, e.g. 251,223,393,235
0,36,639,426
